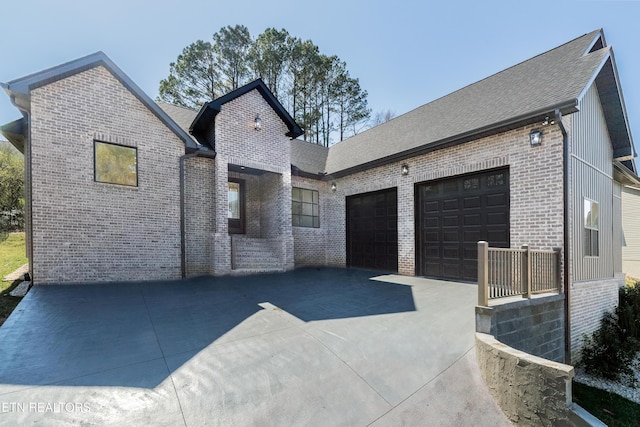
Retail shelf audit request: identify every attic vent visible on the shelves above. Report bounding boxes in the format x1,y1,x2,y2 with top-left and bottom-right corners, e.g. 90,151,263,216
588,36,605,54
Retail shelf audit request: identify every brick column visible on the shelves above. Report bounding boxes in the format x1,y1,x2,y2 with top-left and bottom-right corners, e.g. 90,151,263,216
212,156,231,274
398,176,415,275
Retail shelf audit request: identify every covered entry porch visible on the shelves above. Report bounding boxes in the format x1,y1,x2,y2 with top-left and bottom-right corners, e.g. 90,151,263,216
182,155,294,277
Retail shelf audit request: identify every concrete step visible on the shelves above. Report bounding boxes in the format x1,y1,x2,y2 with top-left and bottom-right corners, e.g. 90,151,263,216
229,268,285,276
232,238,282,270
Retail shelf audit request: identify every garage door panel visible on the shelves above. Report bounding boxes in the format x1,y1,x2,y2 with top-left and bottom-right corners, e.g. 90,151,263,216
442,262,462,278
424,246,440,257
464,214,481,226
463,263,478,279
424,201,439,212
424,217,439,227
487,193,508,207
424,262,442,275
463,246,477,259
464,230,482,243
486,229,509,245
443,199,459,211
443,230,459,242
463,196,482,209
424,231,439,241
443,246,460,259
443,216,459,226
487,212,507,225
417,168,509,281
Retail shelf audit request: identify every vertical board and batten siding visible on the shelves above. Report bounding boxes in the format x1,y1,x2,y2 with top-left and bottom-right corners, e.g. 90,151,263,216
613,182,622,274
622,186,640,278
570,84,616,281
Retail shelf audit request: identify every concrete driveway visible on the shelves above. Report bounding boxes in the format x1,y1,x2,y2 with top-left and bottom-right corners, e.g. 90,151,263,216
0,268,510,426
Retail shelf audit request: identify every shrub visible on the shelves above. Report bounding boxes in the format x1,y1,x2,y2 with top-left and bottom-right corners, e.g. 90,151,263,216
618,284,640,341
581,285,640,385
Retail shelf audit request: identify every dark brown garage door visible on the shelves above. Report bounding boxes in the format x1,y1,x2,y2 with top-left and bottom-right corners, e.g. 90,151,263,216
347,188,398,272
416,168,509,281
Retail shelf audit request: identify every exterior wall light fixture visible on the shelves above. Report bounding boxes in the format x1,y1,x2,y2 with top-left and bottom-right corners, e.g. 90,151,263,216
529,130,542,146
401,164,409,176
331,182,337,192
254,114,262,131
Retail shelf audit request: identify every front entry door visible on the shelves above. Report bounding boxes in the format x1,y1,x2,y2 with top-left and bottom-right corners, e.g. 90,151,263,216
228,179,245,234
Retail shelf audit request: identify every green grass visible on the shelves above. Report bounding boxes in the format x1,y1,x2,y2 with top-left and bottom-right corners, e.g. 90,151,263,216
573,382,640,426
0,232,27,292
0,232,27,326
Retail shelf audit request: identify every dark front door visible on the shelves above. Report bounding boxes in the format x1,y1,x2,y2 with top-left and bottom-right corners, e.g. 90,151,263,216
346,188,398,272
228,179,245,234
416,168,509,281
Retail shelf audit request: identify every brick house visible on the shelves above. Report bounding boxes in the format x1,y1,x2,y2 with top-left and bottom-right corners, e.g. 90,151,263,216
1,29,637,360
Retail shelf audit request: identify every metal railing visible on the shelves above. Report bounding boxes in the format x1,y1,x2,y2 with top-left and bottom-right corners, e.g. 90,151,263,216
477,241,561,306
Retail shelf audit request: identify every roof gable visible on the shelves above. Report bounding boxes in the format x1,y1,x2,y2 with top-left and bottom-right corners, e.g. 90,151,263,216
190,79,303,148
591,54,635,161
324,29,634,176
1,51,198,151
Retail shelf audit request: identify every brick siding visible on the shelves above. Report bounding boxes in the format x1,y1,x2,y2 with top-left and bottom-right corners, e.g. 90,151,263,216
569,275,623,361
29,66,184,283
291,176,329,266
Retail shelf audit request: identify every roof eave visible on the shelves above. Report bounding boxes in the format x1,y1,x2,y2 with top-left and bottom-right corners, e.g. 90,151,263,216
2,52,198,151
604,49,636,159
0,118,28,154
614,160,640,186
579,49,636,163
326,100,578,178
189,79,304,141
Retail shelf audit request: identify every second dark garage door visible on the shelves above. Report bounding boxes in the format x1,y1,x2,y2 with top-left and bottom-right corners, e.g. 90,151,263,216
347,188,398,272
416,168,510,281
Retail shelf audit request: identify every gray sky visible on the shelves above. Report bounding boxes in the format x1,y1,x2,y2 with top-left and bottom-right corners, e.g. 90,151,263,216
1,0,639,153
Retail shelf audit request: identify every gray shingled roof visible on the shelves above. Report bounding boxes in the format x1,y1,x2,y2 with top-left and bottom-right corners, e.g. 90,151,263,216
156,101,198,143
156,100,323,174
325,29,622,176
290,139,329,177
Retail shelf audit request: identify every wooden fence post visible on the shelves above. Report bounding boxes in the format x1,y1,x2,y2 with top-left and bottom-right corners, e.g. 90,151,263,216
521,244,532,299
553,247,562,293
478,241,489,306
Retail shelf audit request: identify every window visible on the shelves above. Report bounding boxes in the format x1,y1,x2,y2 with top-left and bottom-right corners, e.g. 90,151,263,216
292,187,319,228
228,182,241,219
228,179,245,234
94,141,137,186
584,198,599,256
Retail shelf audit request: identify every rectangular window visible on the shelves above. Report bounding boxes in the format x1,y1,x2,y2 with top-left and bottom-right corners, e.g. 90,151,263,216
584,198,599,256
228,182,241,219
94,141,137,186
292,187,319,228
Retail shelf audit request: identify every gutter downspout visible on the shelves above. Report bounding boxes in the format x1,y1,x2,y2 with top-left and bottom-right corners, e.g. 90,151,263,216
179,148,216,278
555,108,571,363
